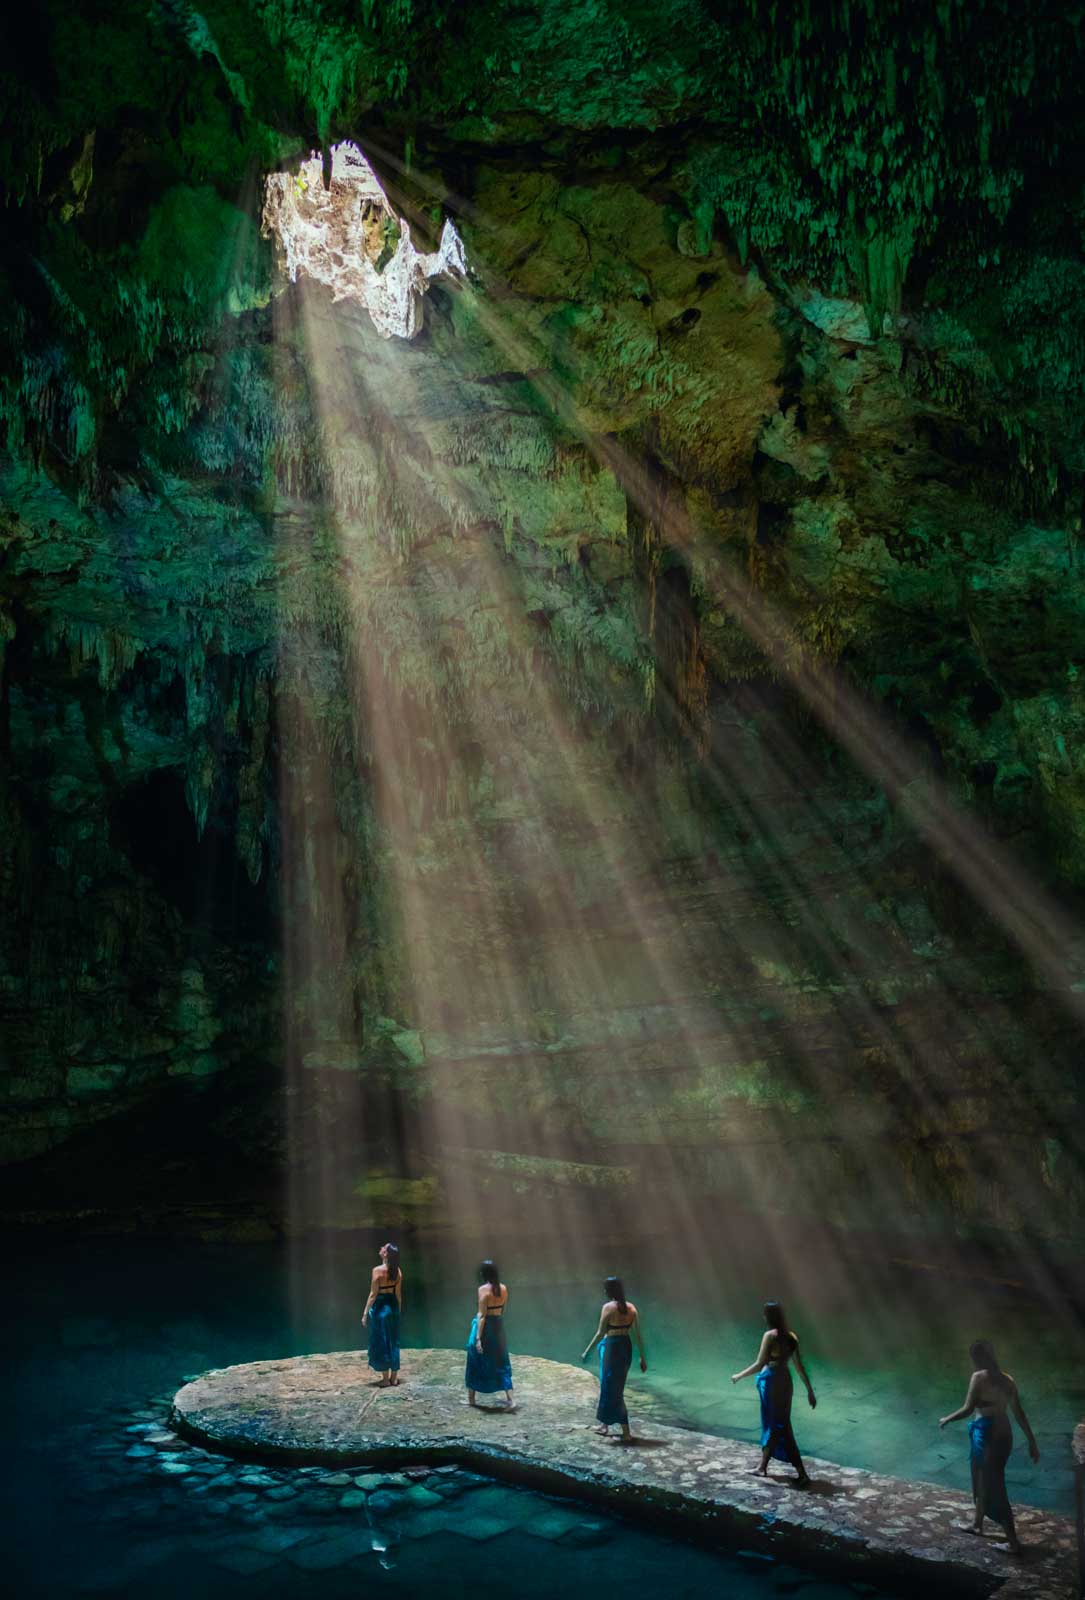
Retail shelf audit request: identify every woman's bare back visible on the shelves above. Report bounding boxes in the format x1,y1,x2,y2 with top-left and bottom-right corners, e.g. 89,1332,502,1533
973,1368,1015,1416
765,1327,798,1366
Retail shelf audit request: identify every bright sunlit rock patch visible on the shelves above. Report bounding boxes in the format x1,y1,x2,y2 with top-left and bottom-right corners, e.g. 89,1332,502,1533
262,142,466,339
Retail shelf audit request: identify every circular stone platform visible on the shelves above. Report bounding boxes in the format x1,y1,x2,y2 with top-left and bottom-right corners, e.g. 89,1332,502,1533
172,1348,671,1463
171,1349,1074,1600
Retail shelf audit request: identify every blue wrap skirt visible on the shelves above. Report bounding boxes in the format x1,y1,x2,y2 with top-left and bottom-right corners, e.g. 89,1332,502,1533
367,1292,400,1373
465,1313,513,1393
597,1333,632,1425
757,1363,798,1462
969,1414,1013,1528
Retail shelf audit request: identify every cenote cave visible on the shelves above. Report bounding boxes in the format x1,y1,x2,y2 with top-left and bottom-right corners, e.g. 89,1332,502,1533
3,3,1085,1597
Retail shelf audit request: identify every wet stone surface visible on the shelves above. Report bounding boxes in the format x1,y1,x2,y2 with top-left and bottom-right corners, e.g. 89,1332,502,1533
171,1349,1078,1600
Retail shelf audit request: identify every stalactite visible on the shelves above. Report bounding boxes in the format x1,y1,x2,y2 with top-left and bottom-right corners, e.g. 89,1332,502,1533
45,616,143,692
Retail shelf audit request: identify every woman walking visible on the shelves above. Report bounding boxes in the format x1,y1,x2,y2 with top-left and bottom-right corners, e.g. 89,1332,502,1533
939,1338,1039,1554
732,1300,816,1485
466,1259,514,1409
361,1242,402,1387
581,1276,647,1443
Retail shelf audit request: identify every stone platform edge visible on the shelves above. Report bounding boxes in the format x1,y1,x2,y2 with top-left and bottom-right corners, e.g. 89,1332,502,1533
170,1351,1076,1600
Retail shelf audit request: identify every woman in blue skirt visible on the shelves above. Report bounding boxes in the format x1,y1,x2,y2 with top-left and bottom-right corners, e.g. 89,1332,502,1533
361,1242,402,1387
466,1260,514,1408
732,1300,815,1485
939,1338,1039,1555
581,1276,647,1442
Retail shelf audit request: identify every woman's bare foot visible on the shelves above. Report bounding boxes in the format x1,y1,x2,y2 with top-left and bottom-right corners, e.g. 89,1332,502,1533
750,1466,768,1477
794,1473,811,1488
955,1524,985,1535
594,1425,610,1435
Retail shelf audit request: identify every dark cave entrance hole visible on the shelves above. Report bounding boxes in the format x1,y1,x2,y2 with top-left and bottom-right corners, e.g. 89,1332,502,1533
111,769,272,945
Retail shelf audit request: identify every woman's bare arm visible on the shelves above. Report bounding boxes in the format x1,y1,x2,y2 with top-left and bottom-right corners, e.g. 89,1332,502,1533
792,1337,817,1407
361,1265,382,1325
1010,1381,1040,1461
732,1331,772,1383
631,1308,648,1371
940,1372,980,1427
581,1307,609,1362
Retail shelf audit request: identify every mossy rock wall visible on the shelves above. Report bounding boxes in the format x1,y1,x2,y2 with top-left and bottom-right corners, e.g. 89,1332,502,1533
1,2,1084,1244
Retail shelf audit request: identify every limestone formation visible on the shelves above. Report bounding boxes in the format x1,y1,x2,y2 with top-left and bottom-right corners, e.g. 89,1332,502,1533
1,3,1084,1245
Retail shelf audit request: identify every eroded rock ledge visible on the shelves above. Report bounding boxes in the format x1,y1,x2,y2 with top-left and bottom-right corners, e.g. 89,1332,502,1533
171,1349,1074,1600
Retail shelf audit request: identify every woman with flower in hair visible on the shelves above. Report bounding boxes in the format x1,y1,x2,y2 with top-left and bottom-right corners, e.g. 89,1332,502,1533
361,1242,402,1387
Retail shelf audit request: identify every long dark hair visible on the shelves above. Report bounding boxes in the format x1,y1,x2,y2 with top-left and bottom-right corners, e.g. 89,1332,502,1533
604,1275,627,1311
382,1243,399,1283
479,1259,501,1294
764,1300,795,1355
970,1338,1012,1393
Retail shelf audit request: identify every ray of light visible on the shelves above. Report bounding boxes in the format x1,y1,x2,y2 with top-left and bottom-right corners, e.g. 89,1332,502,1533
265,141,1085,1381
275,256,763,1301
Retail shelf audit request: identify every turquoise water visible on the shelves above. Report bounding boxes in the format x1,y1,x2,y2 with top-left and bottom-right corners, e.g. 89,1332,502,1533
406,1228,1081,1514
338,1226,1079,1514
2,1228,1079,1595
3,1236,895,1600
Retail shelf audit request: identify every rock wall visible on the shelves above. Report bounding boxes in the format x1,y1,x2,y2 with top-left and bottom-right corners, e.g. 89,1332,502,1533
2,1,1084,1243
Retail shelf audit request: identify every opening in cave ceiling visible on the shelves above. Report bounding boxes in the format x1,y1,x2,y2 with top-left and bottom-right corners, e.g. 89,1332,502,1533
261,141,467,339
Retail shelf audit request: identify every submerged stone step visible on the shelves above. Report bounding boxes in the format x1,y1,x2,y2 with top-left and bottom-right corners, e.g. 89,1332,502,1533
171,1348,1074,1600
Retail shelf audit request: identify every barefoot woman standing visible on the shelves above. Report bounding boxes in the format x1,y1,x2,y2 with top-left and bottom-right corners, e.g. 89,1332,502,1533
361,1242,402,1388
465,1259,514,1409
939,1338,1039,1555
732,1299,816,1485
581,1276,647,1443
